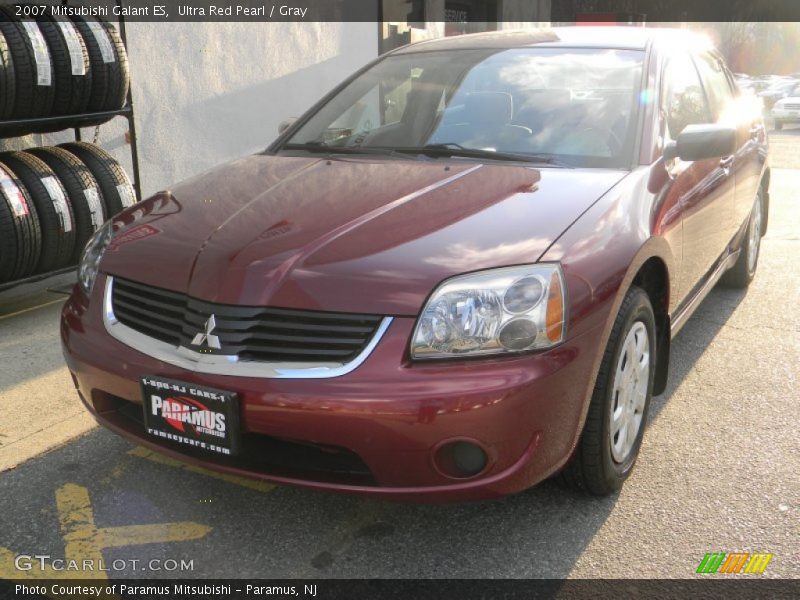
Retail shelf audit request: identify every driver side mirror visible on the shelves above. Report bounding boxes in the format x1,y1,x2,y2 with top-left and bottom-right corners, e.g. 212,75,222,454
278,118,297,135
663,124,737,161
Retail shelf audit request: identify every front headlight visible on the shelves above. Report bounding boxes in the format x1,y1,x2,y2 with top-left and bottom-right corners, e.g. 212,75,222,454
78,221,114,295
411,264,566,359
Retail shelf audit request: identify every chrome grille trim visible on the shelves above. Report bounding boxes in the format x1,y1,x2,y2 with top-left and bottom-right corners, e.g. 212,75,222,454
102,276,393,379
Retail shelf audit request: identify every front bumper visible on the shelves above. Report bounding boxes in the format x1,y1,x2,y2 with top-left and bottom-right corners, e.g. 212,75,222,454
61,273,602,501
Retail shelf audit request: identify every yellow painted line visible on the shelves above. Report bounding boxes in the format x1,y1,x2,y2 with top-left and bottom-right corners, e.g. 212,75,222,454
0,298,64,321
57,483,97,538
128,446,275,493
96,522,210,549
0,483,211,582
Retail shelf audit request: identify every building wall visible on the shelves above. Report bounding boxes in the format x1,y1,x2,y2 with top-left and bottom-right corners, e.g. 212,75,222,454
384,0,550,50
498,0,551,26
2,22,378,198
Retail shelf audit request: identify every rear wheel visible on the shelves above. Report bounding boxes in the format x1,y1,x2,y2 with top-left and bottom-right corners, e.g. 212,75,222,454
720,188,763,289
557,286,656,496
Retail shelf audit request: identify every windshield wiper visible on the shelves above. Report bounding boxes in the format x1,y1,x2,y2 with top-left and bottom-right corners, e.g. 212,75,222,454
281,142,571,167
395,143,572,167
281,142,405,157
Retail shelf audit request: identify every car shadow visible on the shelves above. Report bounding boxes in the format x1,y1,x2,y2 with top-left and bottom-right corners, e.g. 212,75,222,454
648,285,747,423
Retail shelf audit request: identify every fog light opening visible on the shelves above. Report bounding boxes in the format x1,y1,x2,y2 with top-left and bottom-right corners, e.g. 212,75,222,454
434,440,489,479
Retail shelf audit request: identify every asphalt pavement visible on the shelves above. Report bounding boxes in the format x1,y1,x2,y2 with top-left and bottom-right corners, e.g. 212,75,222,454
0,129,797,581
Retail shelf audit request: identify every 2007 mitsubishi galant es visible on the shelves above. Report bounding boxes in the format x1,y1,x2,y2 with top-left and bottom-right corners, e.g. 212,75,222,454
62,28,769,501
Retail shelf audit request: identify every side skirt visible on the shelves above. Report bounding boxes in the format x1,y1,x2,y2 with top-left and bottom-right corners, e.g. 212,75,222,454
669,249,740,338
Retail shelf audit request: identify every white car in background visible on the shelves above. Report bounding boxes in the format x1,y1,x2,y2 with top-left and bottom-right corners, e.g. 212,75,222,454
771,82,800,129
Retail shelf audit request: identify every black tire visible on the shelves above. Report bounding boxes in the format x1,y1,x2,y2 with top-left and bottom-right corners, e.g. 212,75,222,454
0,161,41,282
0,7,55,118
720,188,764,289
557,286,656,496
58,142,136,216
36,14,92,116
0,151,76,273
774,121,783,131
71,16,128,112
26,147,107,263
0,28,15,119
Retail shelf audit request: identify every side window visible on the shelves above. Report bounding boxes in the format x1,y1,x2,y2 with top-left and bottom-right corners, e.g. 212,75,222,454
661,53,712,140
694,53,735,120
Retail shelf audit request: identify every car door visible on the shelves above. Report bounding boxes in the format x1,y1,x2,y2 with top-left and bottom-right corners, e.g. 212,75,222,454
693,51,763,242
661,51,737,304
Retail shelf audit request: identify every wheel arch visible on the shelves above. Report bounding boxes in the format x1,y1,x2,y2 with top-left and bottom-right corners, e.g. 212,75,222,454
630,256,671,395
563,241,675,465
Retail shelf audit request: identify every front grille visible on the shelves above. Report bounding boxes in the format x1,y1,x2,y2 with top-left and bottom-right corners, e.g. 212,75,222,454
783,103,800,110
111,277,385,363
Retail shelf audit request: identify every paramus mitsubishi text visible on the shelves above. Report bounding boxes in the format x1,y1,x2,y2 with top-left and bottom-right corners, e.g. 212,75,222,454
61,27,769,501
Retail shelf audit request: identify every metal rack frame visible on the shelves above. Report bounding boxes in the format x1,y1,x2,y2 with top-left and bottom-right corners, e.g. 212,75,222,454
0,1,141,293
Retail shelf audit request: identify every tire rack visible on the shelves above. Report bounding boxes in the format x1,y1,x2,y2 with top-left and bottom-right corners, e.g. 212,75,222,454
0,1,141,293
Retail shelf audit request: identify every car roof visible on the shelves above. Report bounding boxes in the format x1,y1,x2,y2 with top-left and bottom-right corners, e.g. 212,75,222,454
392,26,710,54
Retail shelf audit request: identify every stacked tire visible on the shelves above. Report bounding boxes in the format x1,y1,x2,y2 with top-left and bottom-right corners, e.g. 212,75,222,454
0,5,129,130
0,143,137,283
0,162,40,281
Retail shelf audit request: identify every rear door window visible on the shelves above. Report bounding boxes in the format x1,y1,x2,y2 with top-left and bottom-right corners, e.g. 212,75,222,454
694,52,735,121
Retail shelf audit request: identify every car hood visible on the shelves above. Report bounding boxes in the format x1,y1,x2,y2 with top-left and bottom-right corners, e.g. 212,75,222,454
103,154,624,316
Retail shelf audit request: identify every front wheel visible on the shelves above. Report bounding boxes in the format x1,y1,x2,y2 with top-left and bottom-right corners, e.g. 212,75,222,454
557,286,656,496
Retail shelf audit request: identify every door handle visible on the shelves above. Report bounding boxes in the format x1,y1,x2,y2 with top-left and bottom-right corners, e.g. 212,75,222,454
719,156,734,174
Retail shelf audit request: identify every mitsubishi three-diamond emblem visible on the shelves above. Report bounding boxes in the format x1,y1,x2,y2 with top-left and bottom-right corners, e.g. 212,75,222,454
191,314,222,350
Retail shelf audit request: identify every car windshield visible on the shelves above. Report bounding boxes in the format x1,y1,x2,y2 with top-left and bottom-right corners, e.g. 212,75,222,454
283,47,645,168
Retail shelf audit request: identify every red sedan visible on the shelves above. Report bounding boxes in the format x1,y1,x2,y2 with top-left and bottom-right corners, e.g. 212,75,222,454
61,27,769,501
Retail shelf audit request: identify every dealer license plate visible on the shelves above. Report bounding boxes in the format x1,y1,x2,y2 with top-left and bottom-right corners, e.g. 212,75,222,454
141,376,240,456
